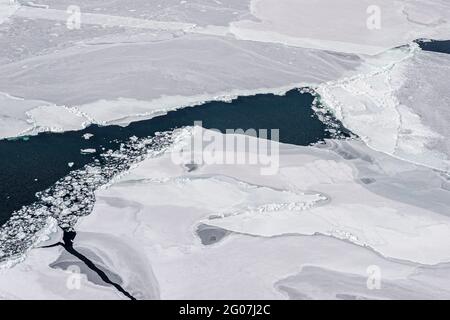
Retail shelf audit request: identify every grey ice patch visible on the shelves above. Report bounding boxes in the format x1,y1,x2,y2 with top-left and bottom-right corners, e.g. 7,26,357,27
184,162,199,172
328,140,374,162
50,248,123,287
196,223,230,245
364,169,450,217
275,266,450,300
277,285,312,300
360,177,376,184
100,196,142,210
74,231,161,300
326,140,450,218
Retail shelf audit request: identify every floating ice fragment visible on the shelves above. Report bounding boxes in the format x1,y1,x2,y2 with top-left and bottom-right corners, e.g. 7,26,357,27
82,133,94,140
80,148,96,154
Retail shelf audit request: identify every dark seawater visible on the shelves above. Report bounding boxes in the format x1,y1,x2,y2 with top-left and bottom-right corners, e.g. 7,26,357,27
0,89,350,226
417,39,450,54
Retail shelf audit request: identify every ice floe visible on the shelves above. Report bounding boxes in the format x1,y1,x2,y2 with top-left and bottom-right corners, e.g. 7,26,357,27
317,44,450,172
230,0,450,55
63,129,450,298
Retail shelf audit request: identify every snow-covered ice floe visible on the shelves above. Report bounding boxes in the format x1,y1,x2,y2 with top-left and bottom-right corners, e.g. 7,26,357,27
0,32,362,139
317,43,450,172
2,127,449,299
230,0,450,55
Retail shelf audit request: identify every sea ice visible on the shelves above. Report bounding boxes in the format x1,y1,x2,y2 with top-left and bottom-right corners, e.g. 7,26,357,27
1,0,449,300
317,44,450,172
230,0,450,55
0,129,440,299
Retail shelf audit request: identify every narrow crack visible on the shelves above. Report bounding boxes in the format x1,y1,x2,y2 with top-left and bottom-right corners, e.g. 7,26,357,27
43,230,136,300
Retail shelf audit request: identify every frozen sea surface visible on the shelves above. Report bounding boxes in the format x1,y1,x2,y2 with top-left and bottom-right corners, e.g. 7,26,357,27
1,128,449,299
0,0,450,300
